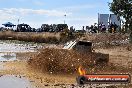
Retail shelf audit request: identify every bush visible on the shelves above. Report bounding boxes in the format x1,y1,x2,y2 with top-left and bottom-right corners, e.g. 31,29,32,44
60,28,75,43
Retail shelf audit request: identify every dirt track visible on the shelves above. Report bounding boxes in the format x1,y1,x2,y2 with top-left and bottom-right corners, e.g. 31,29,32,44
0,33,131,88
0,44,131,88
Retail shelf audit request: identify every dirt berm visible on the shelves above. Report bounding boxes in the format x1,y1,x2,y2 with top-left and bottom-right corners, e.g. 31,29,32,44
28,48,109,74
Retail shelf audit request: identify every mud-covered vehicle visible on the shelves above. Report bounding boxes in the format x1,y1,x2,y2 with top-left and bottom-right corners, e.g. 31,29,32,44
64,40,109,65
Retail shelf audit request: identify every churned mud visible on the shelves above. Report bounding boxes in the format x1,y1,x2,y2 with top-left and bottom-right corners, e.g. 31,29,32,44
1,45,131,88
0,37,132,88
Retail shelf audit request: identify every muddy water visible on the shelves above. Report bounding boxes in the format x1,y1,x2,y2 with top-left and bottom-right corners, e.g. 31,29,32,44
0,53,16,61
0,75,35,88
0,40,43,61
0,40,40,88
0,40,43,53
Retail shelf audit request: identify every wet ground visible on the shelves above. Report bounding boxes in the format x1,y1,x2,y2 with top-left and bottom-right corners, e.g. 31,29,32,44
0,40,42,52
0,75,34,88
0,40,63,88
0,53,16,61
0,40,38,88
0,40,131,88
0,40,44,62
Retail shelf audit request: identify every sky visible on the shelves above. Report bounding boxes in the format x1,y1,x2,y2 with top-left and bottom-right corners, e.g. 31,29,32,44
0,0,113,29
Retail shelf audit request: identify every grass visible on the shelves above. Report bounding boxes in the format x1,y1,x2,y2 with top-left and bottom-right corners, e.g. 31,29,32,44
0,31,61,43
0,30,129,45
0,30,78,43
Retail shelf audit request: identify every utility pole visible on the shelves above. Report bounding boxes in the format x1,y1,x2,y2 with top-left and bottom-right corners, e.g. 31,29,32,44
64,14,66,24
18,16,20,25
18,19,20,25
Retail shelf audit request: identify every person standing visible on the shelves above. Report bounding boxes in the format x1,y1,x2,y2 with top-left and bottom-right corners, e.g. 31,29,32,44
113,22,118,33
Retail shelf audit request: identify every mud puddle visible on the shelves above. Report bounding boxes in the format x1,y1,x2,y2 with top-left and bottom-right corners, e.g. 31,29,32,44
0,53,16,61
0,40,39,88
0,75,35,88
0,40,43,53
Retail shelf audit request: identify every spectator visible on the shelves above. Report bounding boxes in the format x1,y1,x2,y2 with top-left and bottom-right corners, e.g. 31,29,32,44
99,22,103,32
86,26,90,33
101,24,106,32
113,22,118,33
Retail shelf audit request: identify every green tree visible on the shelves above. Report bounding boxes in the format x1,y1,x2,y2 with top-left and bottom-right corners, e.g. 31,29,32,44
109,0,132,42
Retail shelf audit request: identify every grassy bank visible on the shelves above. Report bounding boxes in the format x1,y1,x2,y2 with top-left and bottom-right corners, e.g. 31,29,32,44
0,31,129,45
0,31,78,43
0,31,61,43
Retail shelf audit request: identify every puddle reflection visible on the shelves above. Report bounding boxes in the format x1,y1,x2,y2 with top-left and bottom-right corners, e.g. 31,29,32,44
0,40,39,52
0,75,34,88
0,53,16,61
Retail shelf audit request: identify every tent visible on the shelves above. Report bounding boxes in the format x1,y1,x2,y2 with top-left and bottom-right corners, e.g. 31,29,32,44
2,22,16,27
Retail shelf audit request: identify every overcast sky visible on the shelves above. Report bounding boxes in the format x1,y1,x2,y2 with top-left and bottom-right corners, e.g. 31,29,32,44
0,0,113,29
